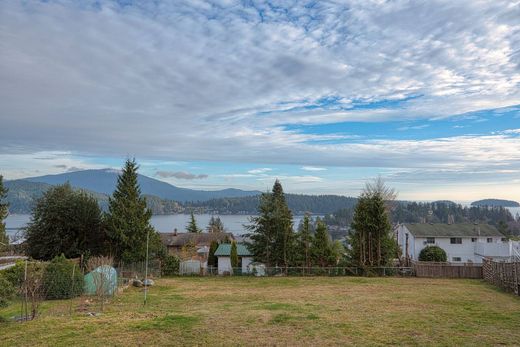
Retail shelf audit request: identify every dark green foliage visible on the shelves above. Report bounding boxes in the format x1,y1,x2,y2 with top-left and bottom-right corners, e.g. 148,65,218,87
246,180,295,268
186,211,201,233
207,240,219,267
419,246,447,262
326,201,515,228
0,274,15,307
43,255,84,299
497,220,509,236
161,255,180,276
26,183,106,260
349,193,397,267
311,219,335,267
295,214,313,267
187,194,358,215
230,241,238,268
0,175,9,252
104,159,158,263
207,216,225,233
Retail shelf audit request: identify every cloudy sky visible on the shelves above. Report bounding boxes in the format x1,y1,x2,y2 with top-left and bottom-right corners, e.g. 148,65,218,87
1,0,520,201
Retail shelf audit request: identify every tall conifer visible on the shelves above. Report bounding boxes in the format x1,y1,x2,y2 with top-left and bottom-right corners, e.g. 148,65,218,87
105,159,157,263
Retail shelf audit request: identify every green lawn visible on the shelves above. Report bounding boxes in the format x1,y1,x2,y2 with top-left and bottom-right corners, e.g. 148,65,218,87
1,277,520,346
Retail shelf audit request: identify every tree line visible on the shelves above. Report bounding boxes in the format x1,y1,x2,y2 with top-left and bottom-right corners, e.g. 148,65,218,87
245,179,396,269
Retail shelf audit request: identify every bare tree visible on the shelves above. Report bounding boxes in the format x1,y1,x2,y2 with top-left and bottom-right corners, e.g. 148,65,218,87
363,176,398,202
20,261,46,320
87,256,114,312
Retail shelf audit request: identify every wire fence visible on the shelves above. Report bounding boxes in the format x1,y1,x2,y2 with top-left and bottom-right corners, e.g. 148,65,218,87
0,258,163,322
205,266,415,277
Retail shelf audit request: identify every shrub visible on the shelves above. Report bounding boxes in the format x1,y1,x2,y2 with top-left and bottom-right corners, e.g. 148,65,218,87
1,261,27,287
43,255,84,299
419,246,447,262
161,255,180,276
0,274,15,307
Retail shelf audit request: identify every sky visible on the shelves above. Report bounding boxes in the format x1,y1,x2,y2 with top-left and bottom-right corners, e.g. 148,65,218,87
1,0,520,201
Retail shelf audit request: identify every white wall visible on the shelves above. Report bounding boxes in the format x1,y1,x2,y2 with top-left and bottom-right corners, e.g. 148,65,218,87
242,257,253,273
217,256,232,274
218,256,254,274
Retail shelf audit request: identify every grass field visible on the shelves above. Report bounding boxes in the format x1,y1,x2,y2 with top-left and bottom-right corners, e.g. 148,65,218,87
1,277,520,346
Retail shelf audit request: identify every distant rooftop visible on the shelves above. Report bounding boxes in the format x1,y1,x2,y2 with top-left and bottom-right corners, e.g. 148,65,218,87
403,223,503,238
159,232,233,247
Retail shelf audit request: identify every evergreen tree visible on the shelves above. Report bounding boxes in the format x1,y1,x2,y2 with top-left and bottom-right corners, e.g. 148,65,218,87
246,180,295,270
187,211,200,233
296,214,313,268
246,192,275,267
26,184,106,260
105,159,158,263
0,175,9,252
207,240,219,267
230,241,238,268
349,191,396,267
311,218,334,267
207,216,225,233
271,180,295,270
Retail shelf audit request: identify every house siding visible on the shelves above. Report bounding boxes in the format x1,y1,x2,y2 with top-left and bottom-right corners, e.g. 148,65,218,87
396,224,510,264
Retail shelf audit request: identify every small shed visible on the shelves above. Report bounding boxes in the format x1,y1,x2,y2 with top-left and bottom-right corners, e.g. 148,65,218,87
214,243,253,275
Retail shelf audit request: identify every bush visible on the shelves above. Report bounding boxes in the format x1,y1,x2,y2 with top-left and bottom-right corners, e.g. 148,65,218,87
1,261,27,287
419,246,447,262
43,255,84,299
0,274,15,307
161,255,180,276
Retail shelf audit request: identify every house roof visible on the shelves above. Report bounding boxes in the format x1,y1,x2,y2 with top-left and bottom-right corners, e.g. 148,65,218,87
159,232,233,247
214,243,252,257
403,223,503,237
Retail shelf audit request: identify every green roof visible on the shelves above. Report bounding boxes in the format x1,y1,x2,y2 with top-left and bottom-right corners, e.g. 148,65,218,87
214,243,252,257
403,223,503,237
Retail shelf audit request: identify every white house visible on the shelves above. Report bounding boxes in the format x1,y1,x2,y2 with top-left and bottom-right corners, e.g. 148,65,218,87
214,243,254,274
395,223,515,264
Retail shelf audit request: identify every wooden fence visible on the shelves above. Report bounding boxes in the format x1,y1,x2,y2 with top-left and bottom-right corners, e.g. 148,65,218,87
413,261,483,279
482,258,520,296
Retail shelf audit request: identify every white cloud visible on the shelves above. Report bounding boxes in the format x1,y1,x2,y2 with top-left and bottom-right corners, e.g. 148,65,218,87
0,0,519,195
301,166,327,172
247,168,272,174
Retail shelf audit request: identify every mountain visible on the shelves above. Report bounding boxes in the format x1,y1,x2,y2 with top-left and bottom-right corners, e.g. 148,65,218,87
22,169,260,202
4,179,110,214
471,199,520,207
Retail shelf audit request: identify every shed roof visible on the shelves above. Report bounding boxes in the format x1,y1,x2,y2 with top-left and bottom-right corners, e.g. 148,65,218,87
214,243,252,257
403,223,503,237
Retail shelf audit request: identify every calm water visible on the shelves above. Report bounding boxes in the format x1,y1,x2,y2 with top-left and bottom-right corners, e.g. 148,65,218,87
5,214,307,237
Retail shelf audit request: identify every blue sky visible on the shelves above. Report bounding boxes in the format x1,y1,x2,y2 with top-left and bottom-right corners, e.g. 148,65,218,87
1,0,520,201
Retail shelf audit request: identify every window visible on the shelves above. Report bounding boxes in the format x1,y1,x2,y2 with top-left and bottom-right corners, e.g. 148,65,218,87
450,238,462,244
426,237,435,244
501,238,507,242
452,257,462,262
471,238,477,242
487,238,493,243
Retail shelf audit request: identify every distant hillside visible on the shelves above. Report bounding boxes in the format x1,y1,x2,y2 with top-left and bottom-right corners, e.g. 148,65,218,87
4,179,182,215
471,199,520,207
22,169,260,202
187,194,358,215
